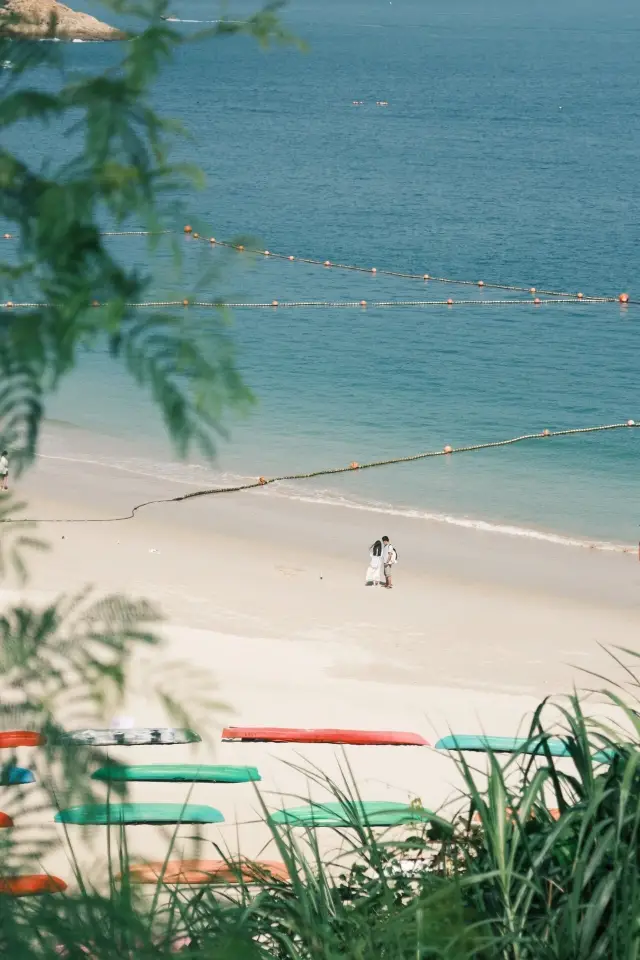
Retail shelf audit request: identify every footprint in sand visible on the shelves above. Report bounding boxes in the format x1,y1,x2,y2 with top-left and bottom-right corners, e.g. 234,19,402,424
275,565,304,577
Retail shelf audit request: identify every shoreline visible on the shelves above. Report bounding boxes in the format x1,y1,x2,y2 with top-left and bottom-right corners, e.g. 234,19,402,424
14,446,640,611
33,428,638,557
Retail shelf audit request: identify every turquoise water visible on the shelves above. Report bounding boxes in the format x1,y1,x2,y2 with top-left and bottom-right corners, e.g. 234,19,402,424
4,0,640,545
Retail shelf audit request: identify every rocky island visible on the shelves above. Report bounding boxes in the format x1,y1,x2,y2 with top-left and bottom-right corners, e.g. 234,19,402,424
0,0,126,40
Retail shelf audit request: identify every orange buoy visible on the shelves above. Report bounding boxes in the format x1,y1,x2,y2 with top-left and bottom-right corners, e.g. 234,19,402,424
543,429,551,436
446,298,453,305
360,300,367,307
182,299,189,307
183,225,192,234
350,461,359,469
271,300,279,307
5,301,13,309
443,445,453,454
124,859,289,886
0,812,14,828
0,875,67,896
478,280,484,287
534,298,541,305
577,292,583,299
619,293,629,303
258,477,267,485
423,274,429,280
529,287,536,294
209,237,216,244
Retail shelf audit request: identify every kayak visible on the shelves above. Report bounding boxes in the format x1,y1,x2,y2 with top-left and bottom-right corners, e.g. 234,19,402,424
125,859,288,885
0,875,66,896
54,803,224,825
0,731,44,748
222,727,429,746
56,728,201,746
92,764,260,783
270,801,433,828
435,735,572,756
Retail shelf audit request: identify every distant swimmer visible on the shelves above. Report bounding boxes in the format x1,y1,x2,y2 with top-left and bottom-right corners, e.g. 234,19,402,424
352,100,364,106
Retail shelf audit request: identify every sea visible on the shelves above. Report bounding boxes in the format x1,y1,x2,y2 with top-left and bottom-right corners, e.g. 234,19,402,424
2,0,639,548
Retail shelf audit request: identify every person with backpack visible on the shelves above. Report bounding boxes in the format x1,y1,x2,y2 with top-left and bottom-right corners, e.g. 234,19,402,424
381,536,398,589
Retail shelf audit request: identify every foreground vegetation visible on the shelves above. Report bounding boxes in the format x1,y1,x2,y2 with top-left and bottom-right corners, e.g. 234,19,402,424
2,677,640,959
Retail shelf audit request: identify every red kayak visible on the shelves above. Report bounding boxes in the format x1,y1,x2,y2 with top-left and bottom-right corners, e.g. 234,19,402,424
0,812,14,829
0,731,44,748
0,875,67,896
221,727,429,746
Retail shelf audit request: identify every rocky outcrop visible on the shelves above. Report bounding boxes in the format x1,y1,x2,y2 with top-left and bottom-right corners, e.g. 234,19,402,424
0,0,126,40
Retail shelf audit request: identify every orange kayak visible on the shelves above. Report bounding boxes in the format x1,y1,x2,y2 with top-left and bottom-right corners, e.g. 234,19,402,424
0,812,14,828
0,731,44,748
0,875,67,896
221,726,429,746
125,859,289,885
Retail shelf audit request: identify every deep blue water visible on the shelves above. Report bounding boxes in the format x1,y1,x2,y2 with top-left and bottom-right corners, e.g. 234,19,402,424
2,0,639,544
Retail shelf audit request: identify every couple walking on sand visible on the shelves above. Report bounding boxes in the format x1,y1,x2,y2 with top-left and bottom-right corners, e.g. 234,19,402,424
365,536,398,589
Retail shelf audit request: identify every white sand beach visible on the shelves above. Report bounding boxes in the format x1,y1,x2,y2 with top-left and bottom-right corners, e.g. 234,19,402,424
2,444,639,884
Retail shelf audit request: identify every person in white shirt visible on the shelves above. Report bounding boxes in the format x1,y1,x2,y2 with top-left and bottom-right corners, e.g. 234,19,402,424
381,535,397,589
0,450,8,491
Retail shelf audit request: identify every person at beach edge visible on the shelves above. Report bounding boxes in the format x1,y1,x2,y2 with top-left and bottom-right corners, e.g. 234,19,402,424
382,535,397,589
0,450,8,491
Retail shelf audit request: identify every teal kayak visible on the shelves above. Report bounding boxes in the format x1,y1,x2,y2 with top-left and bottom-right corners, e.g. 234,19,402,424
55,803,224,825
435,735,572,757
91,764,261,783
270,801,432,828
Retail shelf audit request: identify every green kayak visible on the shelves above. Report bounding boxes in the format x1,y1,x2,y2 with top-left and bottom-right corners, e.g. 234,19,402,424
435,735,572,757
91,764,261,784
270,801,433,828
55,803,224,825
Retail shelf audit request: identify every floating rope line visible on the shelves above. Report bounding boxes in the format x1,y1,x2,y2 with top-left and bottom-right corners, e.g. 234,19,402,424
0,297,618,310
184,229,634,305
2,421,637,529
1,228,633,304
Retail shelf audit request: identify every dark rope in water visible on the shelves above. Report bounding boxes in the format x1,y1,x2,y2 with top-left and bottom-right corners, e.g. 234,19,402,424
1,420,636,525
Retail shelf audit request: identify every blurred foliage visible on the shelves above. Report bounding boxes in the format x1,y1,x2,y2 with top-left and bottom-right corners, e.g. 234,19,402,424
0,0,293,469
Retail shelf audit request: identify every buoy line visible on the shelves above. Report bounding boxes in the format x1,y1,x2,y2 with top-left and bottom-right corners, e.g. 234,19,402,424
0,297,613,309
182,228,634,305
1,228,633,305
1,421,636,531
